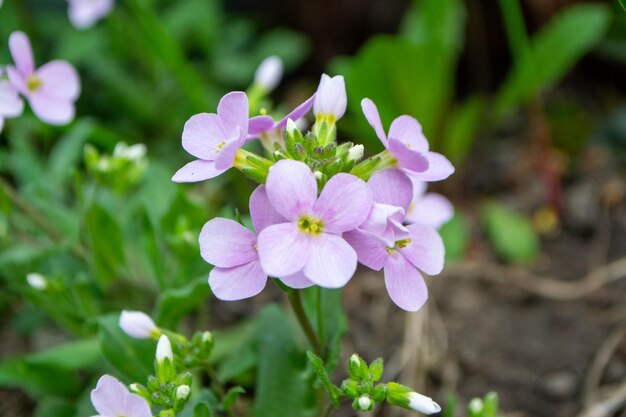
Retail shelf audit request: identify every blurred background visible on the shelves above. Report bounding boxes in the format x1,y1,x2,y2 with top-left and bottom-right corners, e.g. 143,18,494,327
1,0,626,416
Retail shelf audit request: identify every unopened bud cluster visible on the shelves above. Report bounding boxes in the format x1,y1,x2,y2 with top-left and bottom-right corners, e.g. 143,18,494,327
84,141,148,191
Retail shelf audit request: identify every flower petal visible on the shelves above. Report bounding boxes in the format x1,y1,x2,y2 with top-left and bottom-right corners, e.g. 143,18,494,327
265,160,317,220
406,192,454,228
257,223,311,277
303,233,357,288
361,98,387,144
367,168,412,211
314,173,372,233
313,74,346,120
6,66,28,96
171,160,226,183
408,151,455,182
249,185,285,232
199,218,257,268
343,230,388,271
248,115,275,136
28,94,75,125
68,0,114,29
0,81,24,117
91,375,127,417
274,94,315,130
399,223,445,275
383,253,428,312
36,60,80,101
217,91,248,137
182,113,226,160
388,138,429,173
278,271,315,289
9,31,34,76
208,261,267,301
123,393,152,417
388,115,428,152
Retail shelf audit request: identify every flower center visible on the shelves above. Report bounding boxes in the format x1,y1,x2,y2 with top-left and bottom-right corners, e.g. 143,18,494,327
297,215,324,236
385,237,412,254
27,75,42,92
214,141,226,154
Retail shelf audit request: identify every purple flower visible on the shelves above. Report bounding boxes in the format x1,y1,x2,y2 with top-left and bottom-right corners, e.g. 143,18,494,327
405,176,454,228
344,169,444,311
0,80,24,133
90,375,151,417
67,0,114,30
173,91,274,183
257,160,373,288
361,98,454,182
254,56,283,93
200,185,313,300
6,32,80,125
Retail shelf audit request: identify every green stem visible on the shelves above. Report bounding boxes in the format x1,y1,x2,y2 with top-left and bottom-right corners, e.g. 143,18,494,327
202,363,235,417
286,290,325,360
316,287,326,346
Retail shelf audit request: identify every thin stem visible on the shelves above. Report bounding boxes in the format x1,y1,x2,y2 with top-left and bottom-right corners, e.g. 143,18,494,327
316,287,326,346
322,403,335,417
202,363,235,417
286,290,325,359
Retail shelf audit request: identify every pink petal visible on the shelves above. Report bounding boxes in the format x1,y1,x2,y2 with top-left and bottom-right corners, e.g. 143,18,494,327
208,261,267,301
361,98,387,144
274,94,315,130
388,138,429,173
357,203,409,247
171,159,226,183
303,233,357,288
182,113,226,161
278,271,314,289
384,253,428,312
0,81,24,117
217,91,248,137
214,134,244,170
91,375,127,416
249,185,285,232
28,94,75,125
123,393,152,417
343,230,388,271
248,115,275,136
388,115,429,152
257,223,312,277
265,160,317,220
367,168,412,211
9,32,34,76
408,152,455,182
68,0,113,29
6,66,28,96
399,223,445,275
199,218,257,268
314,173,372,233
406,192,454,228
36,60,80,101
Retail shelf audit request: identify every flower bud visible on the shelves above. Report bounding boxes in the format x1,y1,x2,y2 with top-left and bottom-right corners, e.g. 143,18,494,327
113,142,147,161
347,145,364,163
348,354,368,379
129,383,151,401
119,310,160,339
254,56,283,92
354,395,373,411
26,273,47,290
176,384,191,400
407,392,441,414
313,74,346,122
156,335,173,364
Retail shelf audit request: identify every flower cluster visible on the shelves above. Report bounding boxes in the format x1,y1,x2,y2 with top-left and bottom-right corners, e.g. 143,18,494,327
174,72,454,311
0,32,80,132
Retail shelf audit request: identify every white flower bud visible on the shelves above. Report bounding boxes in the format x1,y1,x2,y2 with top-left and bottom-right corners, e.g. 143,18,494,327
468,398,483,413
113,142,147,161
313,74,346,121
347,144,364,162
357,395,372,411
119,310,160,339
286,118,298,136
202,331,213,344
313,171,323,181
407,392,441,415
254,56,283,92
349,353,360,368
156,335,173,363
176,385,191,400
26,273,47,290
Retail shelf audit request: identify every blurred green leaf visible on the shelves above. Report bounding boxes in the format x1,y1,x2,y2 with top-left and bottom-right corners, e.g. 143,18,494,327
33,397,75,417
25,338,101,372
154,276,211,329
46,121,95,190
0,358,81,398
482,202,539,265
443,97,484,164
439,213,469,262
83,202,125,285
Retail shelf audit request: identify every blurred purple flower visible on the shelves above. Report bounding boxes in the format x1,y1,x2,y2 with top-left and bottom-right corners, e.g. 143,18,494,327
200,185,313,301
361,98,454,182
173,91,273,183
67,0,114,30
6,32,80,125
257,160,373,288
90,375,151,417
0,79,24,133
344,169,445,311
405,176,454,228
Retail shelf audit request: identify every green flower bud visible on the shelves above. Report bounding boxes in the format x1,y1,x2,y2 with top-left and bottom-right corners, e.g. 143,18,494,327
353,395,374,412
341,379,359,398
348,354,368,380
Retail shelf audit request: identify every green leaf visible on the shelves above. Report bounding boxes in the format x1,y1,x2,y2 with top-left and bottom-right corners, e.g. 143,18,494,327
482,202,539,265
25,338,101,372
306,351,341,408
33,397,75,417
439,213,470,262
252,305,316,417
368,358,384,382
46,120,95,190
97,313,155,382
221,386,245,410
83,202,126,285
155,276,212,329
442,394,457,417
443,97,484,164
0,358,81,398
496,4,611,115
